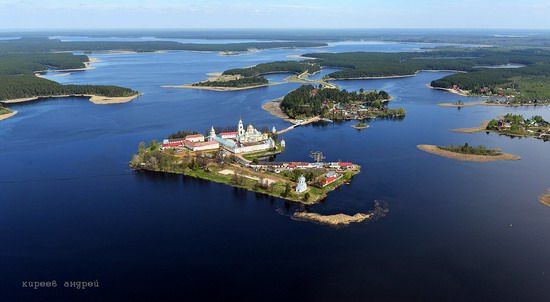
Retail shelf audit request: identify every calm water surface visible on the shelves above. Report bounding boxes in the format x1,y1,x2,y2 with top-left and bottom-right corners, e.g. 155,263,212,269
1,41,549,302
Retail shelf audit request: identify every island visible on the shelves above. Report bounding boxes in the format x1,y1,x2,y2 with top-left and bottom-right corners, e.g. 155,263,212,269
130,118,360,204
351,122,370,130
169,61,321,91
417,143,521,162
292,200,389,227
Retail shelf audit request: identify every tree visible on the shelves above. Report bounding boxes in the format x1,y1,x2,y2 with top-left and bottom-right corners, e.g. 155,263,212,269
303,192,310,201
282,183,291,197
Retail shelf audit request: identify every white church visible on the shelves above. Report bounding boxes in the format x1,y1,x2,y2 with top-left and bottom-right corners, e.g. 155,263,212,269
211,118,276,154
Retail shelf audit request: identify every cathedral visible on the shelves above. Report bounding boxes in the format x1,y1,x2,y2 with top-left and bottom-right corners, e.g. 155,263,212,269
211,118,276,154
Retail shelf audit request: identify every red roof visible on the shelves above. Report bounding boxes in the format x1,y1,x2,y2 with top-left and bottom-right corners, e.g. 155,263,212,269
338,162,353,167
322,176,338,186
220,131,238,136
184,140,219,148
185,134,204,139
162,142,183,148
287,162,310,169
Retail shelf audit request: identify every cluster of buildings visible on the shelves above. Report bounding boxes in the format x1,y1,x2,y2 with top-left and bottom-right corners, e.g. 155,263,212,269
250,161,353,188
161,118,280,154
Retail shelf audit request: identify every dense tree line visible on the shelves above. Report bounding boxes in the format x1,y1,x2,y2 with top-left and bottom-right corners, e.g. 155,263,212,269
0,38,327,54
0,75,137,101
439,143,501,156
223,61,320,77
0,53,88,75
193,77,268,88
280,84,390,118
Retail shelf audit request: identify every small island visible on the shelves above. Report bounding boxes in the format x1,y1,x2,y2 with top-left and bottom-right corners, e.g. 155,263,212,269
417,143,521,162
292,200,389,227
130,118,360,204
351,122,369,129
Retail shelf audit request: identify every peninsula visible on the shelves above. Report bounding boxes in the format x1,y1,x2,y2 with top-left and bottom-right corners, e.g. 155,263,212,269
452,114,550,140
417,143,521,162
130,118,360,204
0,104,16,121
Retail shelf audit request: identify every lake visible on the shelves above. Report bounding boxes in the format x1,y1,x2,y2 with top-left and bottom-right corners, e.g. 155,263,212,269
1,40,549,302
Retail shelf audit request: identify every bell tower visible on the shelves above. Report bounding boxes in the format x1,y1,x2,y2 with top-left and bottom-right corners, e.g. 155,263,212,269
238,118,245,136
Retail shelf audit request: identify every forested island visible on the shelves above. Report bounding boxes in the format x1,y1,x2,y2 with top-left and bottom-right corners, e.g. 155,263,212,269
417,143,521,162
180,61,321,90
279,85,404,120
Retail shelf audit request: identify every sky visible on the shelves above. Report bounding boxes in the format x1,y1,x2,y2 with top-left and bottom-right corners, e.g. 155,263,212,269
1,0,550,30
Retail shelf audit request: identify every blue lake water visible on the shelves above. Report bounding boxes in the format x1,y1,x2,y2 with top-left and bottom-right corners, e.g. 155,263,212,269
1,41,550,302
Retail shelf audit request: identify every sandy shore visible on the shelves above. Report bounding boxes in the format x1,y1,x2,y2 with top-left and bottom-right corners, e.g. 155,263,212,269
1,94,141,105
429,85,470,97
163,82,283,91
286,54,318,59
0,111,17,121
292,212,372,226
261,98,289,119
539,189,550,207
417,144,521,162
451,120,490,133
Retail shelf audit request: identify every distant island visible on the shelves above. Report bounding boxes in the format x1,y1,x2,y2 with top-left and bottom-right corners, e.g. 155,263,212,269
417,143,521,162
130,118,360,204
168,61,321,91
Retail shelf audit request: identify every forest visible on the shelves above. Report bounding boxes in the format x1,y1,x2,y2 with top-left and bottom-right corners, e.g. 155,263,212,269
223,61,321,77
0,38,327,54
277,48,550,101
0,75,138,101
0,46,137,101
280,84,390,118
192,77,268,88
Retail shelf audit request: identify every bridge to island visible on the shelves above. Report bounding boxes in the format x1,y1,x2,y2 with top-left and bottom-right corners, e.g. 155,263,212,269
276,116,321,135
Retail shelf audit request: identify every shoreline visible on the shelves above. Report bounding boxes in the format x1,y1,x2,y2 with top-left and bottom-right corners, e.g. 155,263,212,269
417,144,521,162
450,120,490,133
539,189,550,207
324,69,466,81
261,98,290,120
1,93,141,105
428,85,470,97
0,111,17,121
